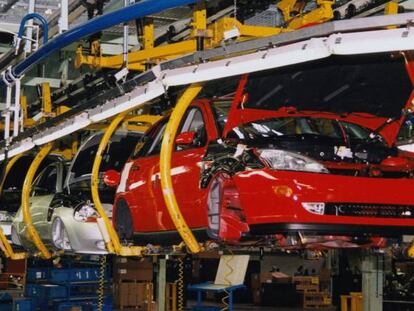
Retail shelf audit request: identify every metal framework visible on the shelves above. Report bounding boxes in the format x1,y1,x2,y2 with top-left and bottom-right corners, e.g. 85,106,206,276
1,6,414,258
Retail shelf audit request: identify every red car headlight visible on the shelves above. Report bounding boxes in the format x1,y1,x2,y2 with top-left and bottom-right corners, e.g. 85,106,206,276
302,202,325,215
259,149,329,174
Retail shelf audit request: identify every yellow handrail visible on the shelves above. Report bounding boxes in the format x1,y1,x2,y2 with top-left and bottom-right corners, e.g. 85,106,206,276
22,143,53,259
90,112,144,256
159,84,204,254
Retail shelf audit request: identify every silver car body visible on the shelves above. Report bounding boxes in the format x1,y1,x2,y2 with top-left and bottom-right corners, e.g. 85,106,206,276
11,131,140,255
11,153,108,255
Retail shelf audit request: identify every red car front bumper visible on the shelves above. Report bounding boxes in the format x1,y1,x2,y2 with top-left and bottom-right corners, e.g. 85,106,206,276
233,168,414,236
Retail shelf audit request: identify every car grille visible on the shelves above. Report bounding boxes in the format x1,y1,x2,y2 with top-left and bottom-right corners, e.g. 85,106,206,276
325,203,414,218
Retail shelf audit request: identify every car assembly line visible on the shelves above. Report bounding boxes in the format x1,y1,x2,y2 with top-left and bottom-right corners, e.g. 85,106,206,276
0,0,413,310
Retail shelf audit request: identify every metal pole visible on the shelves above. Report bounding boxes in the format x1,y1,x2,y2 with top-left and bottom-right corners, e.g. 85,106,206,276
4,84,11,142
362,253,383,311
59,0,69,33
24,0,35,53
13,78,21,137
123,0,129,68
157,258,167,311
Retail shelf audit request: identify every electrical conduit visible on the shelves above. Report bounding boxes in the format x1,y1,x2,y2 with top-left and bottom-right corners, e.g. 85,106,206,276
17,13,49,45
5,0,197,83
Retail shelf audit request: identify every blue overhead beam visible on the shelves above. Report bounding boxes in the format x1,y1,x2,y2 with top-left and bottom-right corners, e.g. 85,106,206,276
5,0,197,83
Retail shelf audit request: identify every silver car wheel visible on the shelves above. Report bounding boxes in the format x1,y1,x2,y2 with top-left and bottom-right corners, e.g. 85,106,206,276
52,217,72,250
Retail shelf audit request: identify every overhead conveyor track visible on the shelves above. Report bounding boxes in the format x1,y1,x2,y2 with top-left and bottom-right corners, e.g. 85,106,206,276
3,12,414,257
3,12,414,156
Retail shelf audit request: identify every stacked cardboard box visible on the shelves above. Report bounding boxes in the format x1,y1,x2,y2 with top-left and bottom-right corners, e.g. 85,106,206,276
113,258,154,282
113,258,154,310
293,276,320,292
293,276,332,309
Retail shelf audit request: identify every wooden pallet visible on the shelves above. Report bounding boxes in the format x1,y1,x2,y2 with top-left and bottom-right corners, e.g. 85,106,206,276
304,303,333,309
166,283,177,311
297,284,320,292
303,292,332,309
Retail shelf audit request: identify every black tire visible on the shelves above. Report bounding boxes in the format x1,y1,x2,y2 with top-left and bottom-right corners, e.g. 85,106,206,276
333,10,341,20
346,4,356,19
206,172,231,240
114,200,134,241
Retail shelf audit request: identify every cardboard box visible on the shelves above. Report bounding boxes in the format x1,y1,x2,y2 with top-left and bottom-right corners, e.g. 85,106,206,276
113,258,153,282
252,289,261,305
251,273,261,289
260,272,274,284
115,268,153,282
114,282,153,307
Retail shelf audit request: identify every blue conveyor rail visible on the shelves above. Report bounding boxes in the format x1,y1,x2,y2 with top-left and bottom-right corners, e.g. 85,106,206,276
4,0,196,83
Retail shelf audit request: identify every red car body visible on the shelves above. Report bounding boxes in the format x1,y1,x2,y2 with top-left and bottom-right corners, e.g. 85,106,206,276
111,54,414,247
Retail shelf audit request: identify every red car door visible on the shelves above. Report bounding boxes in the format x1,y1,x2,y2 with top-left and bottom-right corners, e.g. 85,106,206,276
151,101,219,231
121,121,168,232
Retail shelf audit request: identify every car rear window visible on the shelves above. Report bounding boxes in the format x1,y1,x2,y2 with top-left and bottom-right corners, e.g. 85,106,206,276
71,132,141,179
244,54,412,119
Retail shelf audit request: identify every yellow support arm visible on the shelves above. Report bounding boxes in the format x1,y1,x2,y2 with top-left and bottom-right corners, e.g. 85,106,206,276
0,154,27,260
159,84,204,254
0,229,26,260
41,83,52,117
287,0,334,29
143,18,154,50
22,143,53,259
385,1,399,15
91,112,144,256
76,40,197,70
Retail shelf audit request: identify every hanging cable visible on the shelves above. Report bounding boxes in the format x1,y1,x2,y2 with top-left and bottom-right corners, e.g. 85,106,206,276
97,255,107,311
221,249,234,311
176,257,185,311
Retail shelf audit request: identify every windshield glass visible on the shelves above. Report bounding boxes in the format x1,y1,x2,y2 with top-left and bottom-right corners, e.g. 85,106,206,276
244,55,411,118
71,132,141,179
229,117,378,144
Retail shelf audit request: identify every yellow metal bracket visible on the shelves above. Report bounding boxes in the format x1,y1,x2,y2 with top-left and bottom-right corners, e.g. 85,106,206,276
159,84,204,254
385,1,399,15
91,111,145,256
22,143,54,259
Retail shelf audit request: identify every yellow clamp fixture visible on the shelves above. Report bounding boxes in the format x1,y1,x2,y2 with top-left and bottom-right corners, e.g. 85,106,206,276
22,143,53,259
159,83,204,254
91,112,145,256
